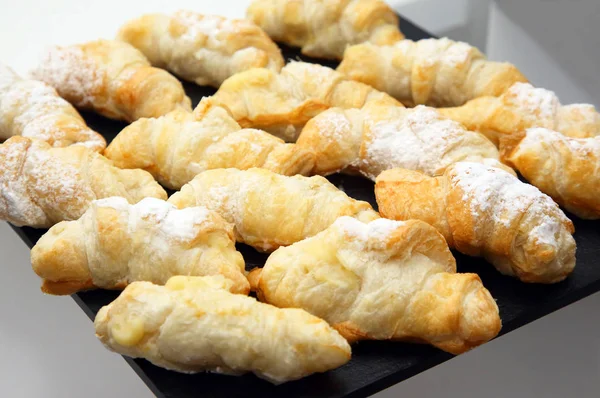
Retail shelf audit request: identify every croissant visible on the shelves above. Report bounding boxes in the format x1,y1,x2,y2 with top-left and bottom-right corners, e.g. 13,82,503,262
117,11,284,87
246,0,403,60
0,137,166,228
439,82,600,146
375,163,576,283
30,39,191,122
337,38,527,107
500,128,600,220
0,63,105,151
248,216,501,354
95,275,351,383
297,102,512,180
31,197,248,295
168,167,379,251
104,105,314,190
197,61,401,141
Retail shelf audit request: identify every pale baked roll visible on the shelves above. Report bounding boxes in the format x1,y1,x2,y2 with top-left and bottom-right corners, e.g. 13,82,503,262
337,38,527,106
95,275,351,383
118,11,284,87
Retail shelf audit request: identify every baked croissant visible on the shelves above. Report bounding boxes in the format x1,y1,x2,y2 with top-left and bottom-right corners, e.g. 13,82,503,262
246,0,403,60
117,11,284,87
0,137,166,228
375,163,576,283
95,275,351,383
501,128,600,220
297,103,512,180
337,38,527,107
439,82,600,146
104,105,314,190
197,61,401,141
168,167,379,251
0,63,105,151
31,197,248,295
249,216,501,354
31,39,191,122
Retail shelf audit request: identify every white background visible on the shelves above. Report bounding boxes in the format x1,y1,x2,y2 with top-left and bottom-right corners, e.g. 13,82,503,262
1,0,599,397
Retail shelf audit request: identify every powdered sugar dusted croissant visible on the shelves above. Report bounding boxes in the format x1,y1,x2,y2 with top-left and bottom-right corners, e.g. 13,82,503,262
440,82,600,146
501,128,600,219
249,217,501,354
31,197,247,295
197,61,401,141
105,105,314,190
168,167,379,251
375,163,576,283
0,137,166,228
0,63,105,151
95,275,351,383
247,0,403,60
31,39,191,122
297,103,512,180
117,11,284,87
337,38,527,107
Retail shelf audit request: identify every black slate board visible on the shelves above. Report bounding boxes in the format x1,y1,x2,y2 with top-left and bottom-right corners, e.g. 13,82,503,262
9,16,600,398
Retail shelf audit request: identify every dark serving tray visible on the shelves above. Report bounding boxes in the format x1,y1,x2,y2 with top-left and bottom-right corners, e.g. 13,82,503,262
10,15,600,398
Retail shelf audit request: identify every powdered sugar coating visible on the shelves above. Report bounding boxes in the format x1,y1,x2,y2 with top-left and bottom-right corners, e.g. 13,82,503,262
335,216,404,246
365,106,483,178
506,82,559,123
314,111,351,142
522,127,600,154
451,162,569,245
95,197,212,241
31,46,103,108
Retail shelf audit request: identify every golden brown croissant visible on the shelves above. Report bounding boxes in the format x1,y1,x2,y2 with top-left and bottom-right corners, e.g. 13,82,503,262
246,0,403,59
31,197,248,295
117,11,284,87
95,275,351,383
0,63,105,151
297,102,512,180
337,38,527,107
500,128,600,219
249,216,501,354
105,105,314,190
31,39,191,122
196,61,401,141
168,167,379,251
0,137,166,228
375,163,576,283
439,82,600,146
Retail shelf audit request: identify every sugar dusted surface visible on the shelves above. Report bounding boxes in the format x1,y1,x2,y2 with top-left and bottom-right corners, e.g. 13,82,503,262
335,216,404,244
314,111,351,143
31,46,102,107
366,106,470,178
523,127,600,154
451,162,569,245
507,82,559,121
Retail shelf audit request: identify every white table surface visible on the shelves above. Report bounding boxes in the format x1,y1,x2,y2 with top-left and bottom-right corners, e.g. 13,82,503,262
1,1,599,397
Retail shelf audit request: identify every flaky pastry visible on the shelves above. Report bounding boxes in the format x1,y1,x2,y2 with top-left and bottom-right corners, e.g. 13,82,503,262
118,11,284,87
297,103,512,180
105,105,314,190
168,167,379,251
197,61,401,141
249,217,501,354
0,63,105,151
337,38,527,107
501,128,600,219
95,275,351,383
440,82,600,146
31,197,248,295
247,0,403,59
0,137,166,228
31,39,191,122
375,163,576,283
